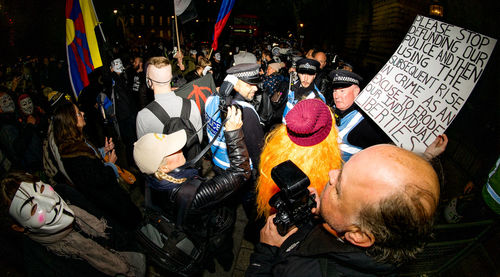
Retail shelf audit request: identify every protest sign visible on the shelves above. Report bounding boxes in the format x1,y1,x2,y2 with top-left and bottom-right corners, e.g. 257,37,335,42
355,15,496,152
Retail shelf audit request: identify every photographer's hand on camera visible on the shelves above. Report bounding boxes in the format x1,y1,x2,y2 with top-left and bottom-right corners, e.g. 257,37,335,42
261,214,298,247
190,105,251,209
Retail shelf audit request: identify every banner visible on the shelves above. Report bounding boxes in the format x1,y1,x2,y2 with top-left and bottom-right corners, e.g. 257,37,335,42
174,0,198,24
66,0,103,98
355,15,496,152
174,74,216,114
211,0,235,51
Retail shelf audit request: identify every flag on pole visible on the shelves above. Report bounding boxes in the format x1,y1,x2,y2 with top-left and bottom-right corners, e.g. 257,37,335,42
66,0,103,98
211,0,235,51
174,0,198,24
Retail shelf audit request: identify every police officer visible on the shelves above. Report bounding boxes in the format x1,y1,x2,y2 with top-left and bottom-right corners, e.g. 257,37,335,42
205,63,265,243
282,58,326,123
330,69,389,161
330,69,447,162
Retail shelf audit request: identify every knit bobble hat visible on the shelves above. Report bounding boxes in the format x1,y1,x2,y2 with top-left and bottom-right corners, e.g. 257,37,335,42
285,99,332,147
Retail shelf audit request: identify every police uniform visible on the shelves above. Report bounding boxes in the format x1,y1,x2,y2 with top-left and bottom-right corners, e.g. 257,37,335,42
205,63,265,242
282,58,326,123
330,70,390,161
205,63,264,171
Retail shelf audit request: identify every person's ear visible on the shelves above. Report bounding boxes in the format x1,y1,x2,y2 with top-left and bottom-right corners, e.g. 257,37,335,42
11,224,25,233
344,227,375,248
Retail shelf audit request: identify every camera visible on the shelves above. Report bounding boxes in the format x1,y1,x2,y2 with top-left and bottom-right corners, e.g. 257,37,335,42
216,79,242,122
269,160,316,236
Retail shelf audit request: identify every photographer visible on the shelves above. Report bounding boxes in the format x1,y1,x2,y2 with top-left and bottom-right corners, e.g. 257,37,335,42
134,106,250,271
246,145,441,276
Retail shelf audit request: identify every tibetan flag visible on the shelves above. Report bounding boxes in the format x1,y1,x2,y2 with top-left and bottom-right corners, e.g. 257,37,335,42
211,0,235,51
66,0,103,98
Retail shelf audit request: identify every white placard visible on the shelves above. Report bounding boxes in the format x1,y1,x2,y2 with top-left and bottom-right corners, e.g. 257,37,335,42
355,15,496,152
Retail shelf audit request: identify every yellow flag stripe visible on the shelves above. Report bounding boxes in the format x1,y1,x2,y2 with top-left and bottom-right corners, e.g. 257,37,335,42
66,19,75,46
79,0,102,68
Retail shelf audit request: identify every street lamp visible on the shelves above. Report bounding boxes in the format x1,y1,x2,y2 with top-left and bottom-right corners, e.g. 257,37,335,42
299,23,304,28
429,0,443,17
113,9,118,15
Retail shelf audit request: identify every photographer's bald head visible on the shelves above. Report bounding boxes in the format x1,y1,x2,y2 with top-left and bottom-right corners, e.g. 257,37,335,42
321,144,440,263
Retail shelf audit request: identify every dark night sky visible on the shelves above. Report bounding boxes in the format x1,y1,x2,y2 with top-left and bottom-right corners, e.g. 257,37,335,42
2,0,498,61
1,1,499,159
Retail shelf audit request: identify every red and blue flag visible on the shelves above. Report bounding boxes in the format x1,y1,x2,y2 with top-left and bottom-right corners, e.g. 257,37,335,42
66,0,102,98
211,0,235,51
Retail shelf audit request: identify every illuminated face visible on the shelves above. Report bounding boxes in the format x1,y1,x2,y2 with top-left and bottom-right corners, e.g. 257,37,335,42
333,85,360,111
74,105,86,129
111,58,125,74
266,66,276,76
320,169,356,234
19,96,34,115
0,93,15,113
9,181,74,234
236,80,258,101
133,58,142,70
315,53,327,69
298,73,316,88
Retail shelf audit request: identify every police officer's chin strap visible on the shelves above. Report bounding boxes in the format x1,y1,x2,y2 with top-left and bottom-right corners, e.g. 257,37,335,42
173,74,238,172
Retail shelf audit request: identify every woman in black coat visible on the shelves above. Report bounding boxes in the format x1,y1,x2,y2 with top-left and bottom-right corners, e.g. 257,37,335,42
52,101,142,231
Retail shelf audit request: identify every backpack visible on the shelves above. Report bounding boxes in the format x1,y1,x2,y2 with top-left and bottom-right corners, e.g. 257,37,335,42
146,99,201,162
136,209,205,276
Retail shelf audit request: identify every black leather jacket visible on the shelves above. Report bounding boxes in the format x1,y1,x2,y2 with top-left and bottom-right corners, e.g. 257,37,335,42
191,128,251,209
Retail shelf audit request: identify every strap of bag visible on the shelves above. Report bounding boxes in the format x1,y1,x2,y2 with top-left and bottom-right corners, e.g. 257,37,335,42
174,178,202,228
146,101,171,124
177,116,229,170
180,98,191,120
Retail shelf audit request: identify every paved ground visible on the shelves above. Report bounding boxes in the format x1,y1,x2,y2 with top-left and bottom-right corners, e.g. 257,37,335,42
203,205,254,277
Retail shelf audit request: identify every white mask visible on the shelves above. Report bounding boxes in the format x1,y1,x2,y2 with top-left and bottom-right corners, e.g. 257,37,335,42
19,96,34,115
9,181,74,234
111,58,125,74
202,66,212,76
0,93,15,113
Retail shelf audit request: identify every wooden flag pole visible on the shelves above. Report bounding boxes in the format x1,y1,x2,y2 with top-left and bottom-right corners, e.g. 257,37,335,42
90,0,107,43
208,48,214,60
174,14,181,52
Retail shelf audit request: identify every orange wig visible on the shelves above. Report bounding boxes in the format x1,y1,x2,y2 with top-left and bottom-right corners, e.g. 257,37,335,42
256,113,342,218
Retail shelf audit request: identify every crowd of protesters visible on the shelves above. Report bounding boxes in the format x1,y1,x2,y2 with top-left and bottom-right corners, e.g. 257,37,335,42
1,34,499,277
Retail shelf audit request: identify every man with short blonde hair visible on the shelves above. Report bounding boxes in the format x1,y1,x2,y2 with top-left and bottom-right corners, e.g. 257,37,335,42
136,57,202,142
